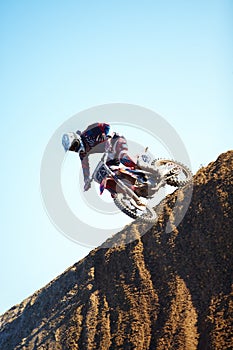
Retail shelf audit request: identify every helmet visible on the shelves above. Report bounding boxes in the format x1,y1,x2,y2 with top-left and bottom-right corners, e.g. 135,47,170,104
62,132,84,152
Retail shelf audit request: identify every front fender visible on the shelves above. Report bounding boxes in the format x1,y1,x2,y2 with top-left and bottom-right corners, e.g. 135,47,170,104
100,177,116,195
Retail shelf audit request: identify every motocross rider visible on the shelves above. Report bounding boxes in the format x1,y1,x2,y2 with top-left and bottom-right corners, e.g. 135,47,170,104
62,122,137,192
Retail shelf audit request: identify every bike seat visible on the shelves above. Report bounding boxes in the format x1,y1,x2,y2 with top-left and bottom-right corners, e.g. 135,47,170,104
125,169,148,177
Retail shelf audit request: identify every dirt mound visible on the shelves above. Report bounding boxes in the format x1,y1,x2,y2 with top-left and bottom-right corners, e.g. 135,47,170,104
0,151,232,350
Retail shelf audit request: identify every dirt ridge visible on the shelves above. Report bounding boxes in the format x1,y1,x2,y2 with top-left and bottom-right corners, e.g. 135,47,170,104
0,151,232,349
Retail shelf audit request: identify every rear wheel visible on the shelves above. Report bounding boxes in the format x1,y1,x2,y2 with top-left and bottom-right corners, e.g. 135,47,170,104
114,193,157,223
151,159,192,187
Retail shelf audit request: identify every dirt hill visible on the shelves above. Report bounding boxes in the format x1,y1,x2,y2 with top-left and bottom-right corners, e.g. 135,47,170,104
0,151,232,350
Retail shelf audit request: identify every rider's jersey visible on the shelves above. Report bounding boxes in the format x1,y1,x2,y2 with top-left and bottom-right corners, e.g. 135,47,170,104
78,123,136,180
80,123,110,150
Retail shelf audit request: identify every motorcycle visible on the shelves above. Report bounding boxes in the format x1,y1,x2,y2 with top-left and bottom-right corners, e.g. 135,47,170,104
88,149,192,223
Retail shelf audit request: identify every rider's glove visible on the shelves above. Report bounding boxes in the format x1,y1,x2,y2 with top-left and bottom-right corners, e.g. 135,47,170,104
84,178,91,192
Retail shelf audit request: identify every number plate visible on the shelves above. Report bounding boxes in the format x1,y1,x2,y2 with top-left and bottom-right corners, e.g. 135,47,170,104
141,154,151,163
93,162,109,183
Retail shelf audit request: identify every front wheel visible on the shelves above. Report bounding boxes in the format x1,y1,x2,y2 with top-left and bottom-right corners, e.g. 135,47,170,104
114,193,157,223
152,159,193,187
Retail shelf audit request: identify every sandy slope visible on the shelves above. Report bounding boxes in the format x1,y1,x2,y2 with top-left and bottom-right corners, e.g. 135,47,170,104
0,151,232,350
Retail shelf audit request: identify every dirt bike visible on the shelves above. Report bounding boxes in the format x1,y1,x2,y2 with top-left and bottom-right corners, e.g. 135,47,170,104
88,149,192,223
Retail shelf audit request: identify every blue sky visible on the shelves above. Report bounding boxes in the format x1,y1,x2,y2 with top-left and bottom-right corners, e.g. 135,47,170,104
0,0,232,314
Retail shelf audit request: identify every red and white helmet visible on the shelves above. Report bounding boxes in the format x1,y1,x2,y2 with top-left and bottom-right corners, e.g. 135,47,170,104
62,132,85,152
